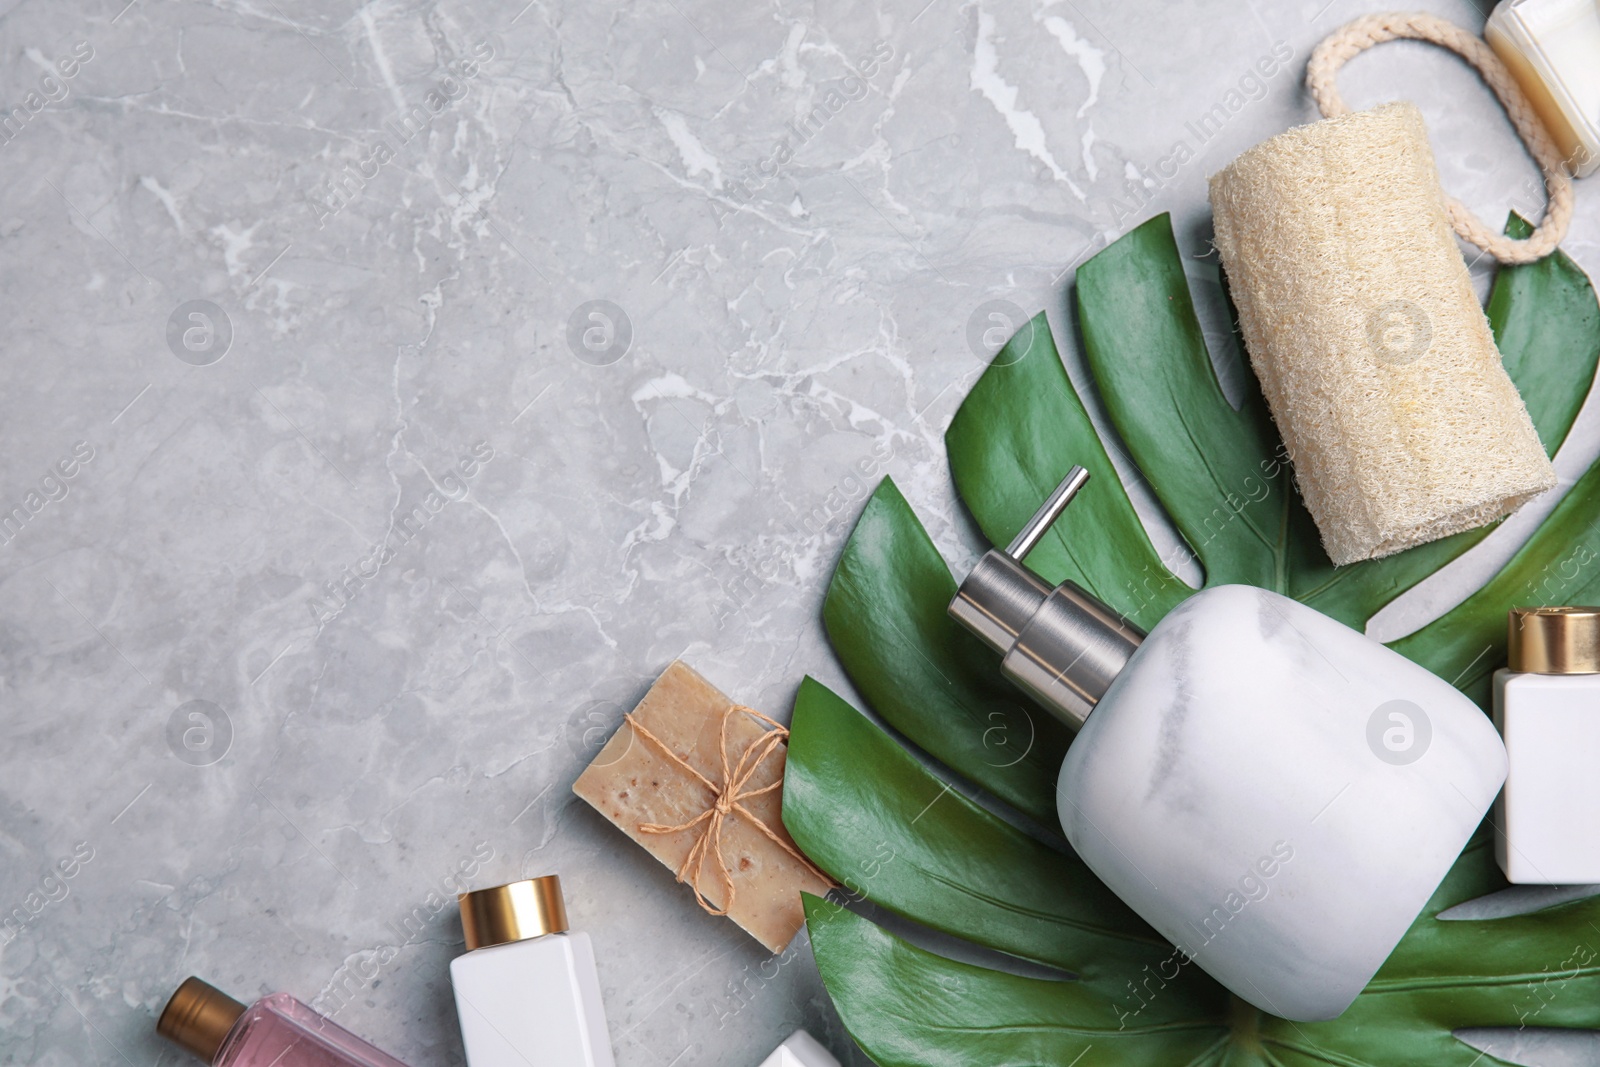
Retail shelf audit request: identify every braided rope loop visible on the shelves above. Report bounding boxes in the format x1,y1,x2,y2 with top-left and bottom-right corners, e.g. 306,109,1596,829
1307,11,1573,263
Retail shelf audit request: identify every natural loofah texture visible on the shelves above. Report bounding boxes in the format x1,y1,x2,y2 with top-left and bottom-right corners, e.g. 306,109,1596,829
1210,101,1556,566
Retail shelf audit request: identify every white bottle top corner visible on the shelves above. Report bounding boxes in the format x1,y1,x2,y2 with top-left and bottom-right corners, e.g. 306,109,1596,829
756,1030,841,1067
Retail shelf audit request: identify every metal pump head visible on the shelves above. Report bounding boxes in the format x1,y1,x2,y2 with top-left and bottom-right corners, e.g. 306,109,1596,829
948,467,1145,730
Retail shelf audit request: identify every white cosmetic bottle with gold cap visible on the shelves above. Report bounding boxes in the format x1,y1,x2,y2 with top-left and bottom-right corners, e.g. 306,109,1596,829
450,875,615,1067
1495,607,1600,883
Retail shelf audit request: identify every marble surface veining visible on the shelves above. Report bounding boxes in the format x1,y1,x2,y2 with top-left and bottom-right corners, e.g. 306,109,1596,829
0,0,1595,1064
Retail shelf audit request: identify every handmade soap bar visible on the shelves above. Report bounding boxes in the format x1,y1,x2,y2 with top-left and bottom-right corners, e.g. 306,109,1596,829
572,661,831,953
1210,102,1556,565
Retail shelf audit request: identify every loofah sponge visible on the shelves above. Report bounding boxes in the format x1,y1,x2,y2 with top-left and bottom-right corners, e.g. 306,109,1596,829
1209,101,1555,566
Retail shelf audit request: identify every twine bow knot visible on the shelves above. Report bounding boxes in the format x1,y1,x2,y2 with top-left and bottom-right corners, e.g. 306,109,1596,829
628,704,832,916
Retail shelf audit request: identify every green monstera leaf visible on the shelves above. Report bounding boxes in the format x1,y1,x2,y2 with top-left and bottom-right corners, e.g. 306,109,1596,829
784,212,1600,1065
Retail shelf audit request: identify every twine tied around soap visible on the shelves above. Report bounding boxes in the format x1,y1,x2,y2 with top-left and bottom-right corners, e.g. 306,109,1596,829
1307,11,1574,264
627,704,834,917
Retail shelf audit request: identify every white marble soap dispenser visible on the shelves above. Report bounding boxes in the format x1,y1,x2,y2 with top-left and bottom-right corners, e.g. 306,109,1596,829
949,468,1507,1022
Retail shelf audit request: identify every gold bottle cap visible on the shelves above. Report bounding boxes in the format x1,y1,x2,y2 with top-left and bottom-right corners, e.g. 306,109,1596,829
1508,607,1600,674
157,977,246,1062
458,875,569,951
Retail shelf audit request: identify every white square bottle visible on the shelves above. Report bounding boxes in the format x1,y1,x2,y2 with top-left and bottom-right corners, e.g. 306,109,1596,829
450,875,615,1067
1495,606,1600,883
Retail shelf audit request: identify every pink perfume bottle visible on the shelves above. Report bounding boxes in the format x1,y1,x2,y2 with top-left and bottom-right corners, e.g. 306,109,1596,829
157,977,411,1067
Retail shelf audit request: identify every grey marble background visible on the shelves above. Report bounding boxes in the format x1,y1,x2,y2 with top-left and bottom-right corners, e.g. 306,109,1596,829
0,0,1596,1065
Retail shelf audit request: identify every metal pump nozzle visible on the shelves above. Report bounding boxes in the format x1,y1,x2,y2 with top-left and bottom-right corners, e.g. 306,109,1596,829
948,467,1145,730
